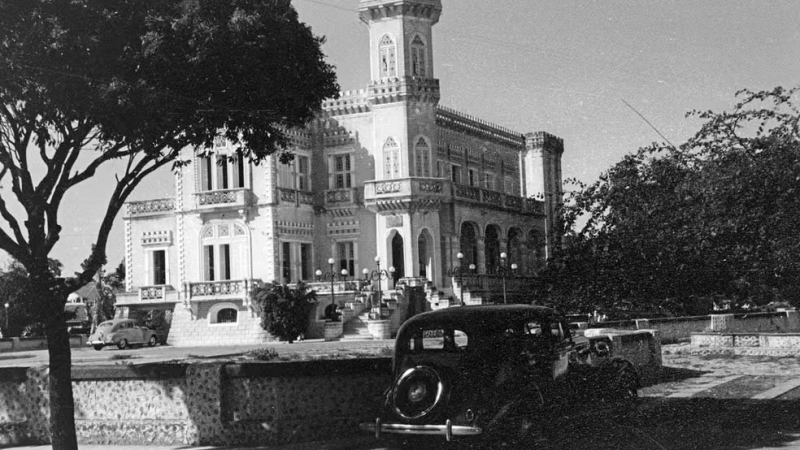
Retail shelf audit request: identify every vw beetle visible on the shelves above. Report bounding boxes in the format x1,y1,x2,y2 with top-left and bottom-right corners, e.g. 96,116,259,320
360,305,640,443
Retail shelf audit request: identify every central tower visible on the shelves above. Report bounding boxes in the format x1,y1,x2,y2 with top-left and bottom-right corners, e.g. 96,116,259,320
359,0,444,284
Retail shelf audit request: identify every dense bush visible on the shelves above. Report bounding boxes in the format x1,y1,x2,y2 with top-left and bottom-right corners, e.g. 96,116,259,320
251,281,317,343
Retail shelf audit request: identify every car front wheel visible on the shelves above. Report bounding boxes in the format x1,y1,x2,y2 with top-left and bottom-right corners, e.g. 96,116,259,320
117,339,129,350
148,335,157,347
92,344,103,351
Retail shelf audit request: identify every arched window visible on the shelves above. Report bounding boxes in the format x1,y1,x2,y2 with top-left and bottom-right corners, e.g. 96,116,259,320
411,35,427,77
217,308,238,323
379,35,397,78
208,302,239,325
414,137,430,177
383,137,400,179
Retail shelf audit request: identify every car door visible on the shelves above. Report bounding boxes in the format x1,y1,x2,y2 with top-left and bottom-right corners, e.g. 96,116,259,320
550,321,573,380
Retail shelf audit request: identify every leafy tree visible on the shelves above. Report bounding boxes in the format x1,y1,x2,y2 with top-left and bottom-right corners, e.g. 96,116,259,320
0,1,338,448
542,87,800,316
0,258,62,337
252,281,318,343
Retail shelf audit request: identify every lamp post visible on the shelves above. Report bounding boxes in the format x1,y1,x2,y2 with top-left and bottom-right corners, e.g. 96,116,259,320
456,252,464,305
3,302,8,335
500,252,508,304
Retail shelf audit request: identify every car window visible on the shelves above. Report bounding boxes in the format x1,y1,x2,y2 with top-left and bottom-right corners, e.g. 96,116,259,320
98,322,113,329
410,328,468,352
525,321,543,335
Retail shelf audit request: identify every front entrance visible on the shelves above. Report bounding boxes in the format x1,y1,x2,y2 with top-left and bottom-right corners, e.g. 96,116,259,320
391,233,405,283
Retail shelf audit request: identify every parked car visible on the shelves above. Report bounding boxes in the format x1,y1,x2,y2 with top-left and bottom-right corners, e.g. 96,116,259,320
87,319,159,350
360,304,641,443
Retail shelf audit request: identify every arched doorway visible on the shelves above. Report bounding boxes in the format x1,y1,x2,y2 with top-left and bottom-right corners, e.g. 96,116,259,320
485,224,501,273
508,227,523,271
418,229,434,281
391,232,405,283
527,229,544,272
459,222,479,267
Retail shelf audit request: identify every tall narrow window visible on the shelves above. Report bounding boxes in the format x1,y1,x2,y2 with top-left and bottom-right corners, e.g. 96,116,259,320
383,138,400,179
300,243,311,281
278,159,295,189
218,157,229,189
200,155,213,191
204,245,215,281
468,169,477,187
233,152,245,189
484,173,495,191
337,242,355,278
379,35,396,78
282,242,291,283
411,35,427,77
220,244,231,280
451,165,461,184
297,156,309,191
333,154,352,188
414,137,430,177
151,250,166,285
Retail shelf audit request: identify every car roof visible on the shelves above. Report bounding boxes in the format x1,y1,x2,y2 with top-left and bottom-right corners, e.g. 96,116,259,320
398,304,560,335
99,319,132,325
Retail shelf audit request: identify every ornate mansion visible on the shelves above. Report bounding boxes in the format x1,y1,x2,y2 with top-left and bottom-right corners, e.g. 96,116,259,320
115,0,564,345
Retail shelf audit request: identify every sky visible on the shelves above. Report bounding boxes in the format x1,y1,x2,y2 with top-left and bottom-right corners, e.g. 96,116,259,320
3,0,799,274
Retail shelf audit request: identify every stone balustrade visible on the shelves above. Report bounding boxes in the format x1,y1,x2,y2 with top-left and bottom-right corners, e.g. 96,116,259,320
193,188,252,210
125,198,175,217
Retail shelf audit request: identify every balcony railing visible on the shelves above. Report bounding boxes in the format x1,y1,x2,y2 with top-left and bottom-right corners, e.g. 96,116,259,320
125,198,175,217
363,178,546,215
323,187,362,208
185,279,259,304
114,285,178,306
193,188,252,211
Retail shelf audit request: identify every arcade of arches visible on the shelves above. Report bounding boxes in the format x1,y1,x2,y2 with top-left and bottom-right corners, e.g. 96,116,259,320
456,222,545,275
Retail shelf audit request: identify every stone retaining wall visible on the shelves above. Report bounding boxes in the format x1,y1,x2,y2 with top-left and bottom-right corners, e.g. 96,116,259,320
692,332,800,349
0,359,392,447
587,310,798,344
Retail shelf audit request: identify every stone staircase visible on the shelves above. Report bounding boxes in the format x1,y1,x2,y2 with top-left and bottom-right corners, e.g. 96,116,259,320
342,312,373,341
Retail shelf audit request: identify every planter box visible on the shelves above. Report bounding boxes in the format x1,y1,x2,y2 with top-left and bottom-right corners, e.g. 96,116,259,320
367,319,391,340
323,321,343,341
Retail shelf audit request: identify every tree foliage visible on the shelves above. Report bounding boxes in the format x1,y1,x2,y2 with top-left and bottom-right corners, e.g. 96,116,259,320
252,281,317,343
541,87,800,316
0,1,338,448
0,258,62,336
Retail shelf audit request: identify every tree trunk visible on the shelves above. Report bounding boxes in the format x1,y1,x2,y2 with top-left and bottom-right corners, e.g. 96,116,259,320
29,259,78,450
46,316,78,450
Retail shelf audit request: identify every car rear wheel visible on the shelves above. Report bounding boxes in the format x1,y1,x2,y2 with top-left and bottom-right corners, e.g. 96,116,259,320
92,344,103,351
601,360,638,404
117,339,129,350
392,366,446,421
148,335,157,347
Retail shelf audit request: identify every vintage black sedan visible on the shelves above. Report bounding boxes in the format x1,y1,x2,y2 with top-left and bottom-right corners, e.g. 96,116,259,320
360,305,641,443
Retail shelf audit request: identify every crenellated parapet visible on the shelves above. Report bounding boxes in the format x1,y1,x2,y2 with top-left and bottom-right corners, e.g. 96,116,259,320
359,0,442,24
436,106,525,149
368,76,440,105
322,89,370,115
524,131,564,155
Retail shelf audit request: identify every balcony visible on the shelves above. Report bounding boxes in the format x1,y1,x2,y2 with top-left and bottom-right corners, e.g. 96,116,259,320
185,279,260,305
124,198,175,218
278,188,314,207
363,178,451,214
193,188,253,212
363,178,544,216
114,285,179,306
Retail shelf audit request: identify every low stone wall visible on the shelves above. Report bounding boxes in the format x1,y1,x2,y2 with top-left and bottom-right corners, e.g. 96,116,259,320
692,332,800,349
586,310,798,344
0,359,392,446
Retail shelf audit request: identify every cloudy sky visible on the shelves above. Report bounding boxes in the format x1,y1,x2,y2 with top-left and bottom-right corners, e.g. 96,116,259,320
7,0,799,273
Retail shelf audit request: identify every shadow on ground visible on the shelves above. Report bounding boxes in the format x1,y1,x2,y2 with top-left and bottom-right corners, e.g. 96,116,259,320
369,398,800,450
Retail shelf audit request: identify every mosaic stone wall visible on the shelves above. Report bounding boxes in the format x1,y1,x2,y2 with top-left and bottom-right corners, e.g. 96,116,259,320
0,359,391,446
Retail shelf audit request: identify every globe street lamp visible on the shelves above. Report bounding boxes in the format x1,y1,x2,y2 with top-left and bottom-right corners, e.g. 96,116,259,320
500,252,508,304
456,252,464,305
